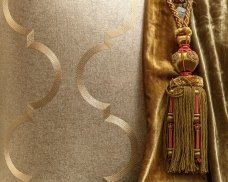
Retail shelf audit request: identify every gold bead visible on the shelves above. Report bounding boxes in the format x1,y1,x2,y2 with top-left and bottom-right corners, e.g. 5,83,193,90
194,151,201,157
172,50,199,73
167,148,173,157
167,115,174,122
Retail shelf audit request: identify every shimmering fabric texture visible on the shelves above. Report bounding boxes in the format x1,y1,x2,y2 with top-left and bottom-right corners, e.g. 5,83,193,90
0,0,146,181
139,0,228,182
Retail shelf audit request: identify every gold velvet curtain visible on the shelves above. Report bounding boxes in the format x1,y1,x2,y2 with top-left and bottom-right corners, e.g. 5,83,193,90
139,0,228,182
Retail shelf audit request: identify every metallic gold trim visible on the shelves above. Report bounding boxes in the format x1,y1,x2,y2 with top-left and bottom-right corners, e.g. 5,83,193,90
76,0,138,181
3,0,62,181
170,75,204,88
4,106,34,182
104,115,138,182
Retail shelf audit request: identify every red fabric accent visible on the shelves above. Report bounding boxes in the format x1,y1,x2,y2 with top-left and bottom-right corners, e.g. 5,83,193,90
195,94,199,113
181,48,186,72
196,158,202,164
180,71,192,76
168,97,174,149
169,97,173,113
178,44,191,52
195,126,201,149
178,44,193,75
168,123,173,148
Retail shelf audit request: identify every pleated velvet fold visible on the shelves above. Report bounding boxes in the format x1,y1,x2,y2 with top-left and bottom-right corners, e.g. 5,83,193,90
139,0,228,182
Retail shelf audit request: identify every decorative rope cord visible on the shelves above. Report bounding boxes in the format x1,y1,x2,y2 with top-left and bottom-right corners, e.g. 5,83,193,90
166,0,193,28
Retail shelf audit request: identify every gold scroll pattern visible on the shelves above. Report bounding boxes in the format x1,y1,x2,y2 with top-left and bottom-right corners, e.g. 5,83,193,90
76,0,138,181
2,0,62,181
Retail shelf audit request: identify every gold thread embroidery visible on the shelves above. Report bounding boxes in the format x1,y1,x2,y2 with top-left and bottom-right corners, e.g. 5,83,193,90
76,0,138,181
3,0,62,181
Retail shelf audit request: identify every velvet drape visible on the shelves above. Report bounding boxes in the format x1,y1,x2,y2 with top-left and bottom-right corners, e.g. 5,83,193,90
139,0,228,182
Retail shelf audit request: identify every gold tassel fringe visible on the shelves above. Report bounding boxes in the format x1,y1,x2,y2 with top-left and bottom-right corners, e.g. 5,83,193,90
165,76,208,174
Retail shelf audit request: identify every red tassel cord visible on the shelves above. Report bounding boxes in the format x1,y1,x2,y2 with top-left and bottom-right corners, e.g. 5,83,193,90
194,91,201,164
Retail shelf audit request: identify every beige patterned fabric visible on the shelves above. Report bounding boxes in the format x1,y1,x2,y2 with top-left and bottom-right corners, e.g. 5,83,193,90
0,0,146,181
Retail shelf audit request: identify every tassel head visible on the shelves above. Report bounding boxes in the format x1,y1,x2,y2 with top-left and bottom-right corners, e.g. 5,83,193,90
172,27,199,74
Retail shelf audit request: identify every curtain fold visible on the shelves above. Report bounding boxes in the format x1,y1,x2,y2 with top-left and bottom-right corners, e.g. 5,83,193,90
139,0,228,181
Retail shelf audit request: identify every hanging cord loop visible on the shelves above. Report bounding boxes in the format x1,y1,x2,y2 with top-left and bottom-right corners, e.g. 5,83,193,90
166,0,193,28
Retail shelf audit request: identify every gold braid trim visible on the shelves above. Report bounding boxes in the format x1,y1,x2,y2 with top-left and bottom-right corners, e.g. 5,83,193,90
167,0,182,28
170,75,204,88
166,75,204,97
183,0,193,27
166,0,193,28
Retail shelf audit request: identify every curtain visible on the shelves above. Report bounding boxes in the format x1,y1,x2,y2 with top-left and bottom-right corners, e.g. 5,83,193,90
139,0,228,182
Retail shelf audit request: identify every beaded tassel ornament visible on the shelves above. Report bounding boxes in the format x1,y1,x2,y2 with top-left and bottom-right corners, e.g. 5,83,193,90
165,0,208,174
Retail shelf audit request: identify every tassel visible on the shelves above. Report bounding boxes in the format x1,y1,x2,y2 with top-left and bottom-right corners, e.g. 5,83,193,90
164,26,208,174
